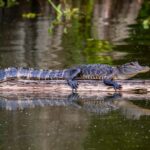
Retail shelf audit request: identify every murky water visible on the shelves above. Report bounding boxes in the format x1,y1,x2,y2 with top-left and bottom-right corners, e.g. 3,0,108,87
0,0,150,150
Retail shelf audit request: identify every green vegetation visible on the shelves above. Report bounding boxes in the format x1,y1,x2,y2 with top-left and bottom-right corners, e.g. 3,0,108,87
61,18,83,67
143,17,150,29
22,12,37,19
142,18,150,29
83,39,114,64
0,0,4,7
0,0,18,7
52,0,114,65
7,0,18,7
138,0,150,29
48,0,79,33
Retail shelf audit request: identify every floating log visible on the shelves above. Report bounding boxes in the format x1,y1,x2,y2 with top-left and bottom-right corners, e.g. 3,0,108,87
0,79,149,93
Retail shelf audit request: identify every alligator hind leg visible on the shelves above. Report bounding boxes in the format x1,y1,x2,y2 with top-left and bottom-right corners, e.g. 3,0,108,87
66,68,81,93
103,79,122,91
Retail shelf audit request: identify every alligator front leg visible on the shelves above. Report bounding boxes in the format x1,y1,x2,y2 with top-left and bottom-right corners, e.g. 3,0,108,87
103,79,122,91
66,68,81,93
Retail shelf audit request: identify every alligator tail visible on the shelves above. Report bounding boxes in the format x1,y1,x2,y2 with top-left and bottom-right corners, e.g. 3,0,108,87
1,67,66,80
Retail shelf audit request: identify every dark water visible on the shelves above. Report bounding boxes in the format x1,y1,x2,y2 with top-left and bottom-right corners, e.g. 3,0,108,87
0,0,150,150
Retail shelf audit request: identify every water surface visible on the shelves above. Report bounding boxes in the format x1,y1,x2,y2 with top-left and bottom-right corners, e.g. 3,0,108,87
0,0,150,150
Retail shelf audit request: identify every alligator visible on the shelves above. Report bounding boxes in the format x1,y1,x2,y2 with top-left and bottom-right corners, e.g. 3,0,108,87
0,61,149,92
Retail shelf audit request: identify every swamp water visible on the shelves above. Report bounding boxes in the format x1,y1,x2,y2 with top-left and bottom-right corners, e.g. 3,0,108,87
0,0,150,150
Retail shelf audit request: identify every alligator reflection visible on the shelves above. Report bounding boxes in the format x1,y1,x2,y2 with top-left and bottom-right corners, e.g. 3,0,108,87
0,92,150,120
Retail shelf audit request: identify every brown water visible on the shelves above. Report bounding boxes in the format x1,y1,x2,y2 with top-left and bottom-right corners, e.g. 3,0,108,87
0,0,150,150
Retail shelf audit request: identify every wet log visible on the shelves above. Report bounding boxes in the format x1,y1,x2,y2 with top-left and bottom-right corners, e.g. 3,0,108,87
0,79,149,93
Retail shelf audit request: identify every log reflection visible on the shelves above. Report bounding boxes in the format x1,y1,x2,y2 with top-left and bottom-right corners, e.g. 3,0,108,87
0,91,150,120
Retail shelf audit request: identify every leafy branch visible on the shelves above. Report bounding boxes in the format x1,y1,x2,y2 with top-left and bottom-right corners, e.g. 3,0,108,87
48,0,79,33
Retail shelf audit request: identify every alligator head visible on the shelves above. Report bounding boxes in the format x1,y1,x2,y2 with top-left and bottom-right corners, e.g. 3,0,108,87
116,61,150,79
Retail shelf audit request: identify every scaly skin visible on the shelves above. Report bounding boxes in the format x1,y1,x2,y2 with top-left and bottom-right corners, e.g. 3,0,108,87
0,62,149,92
66,62,149,92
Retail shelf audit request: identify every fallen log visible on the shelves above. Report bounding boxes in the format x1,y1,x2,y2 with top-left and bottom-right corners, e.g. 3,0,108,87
0,79,149,93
